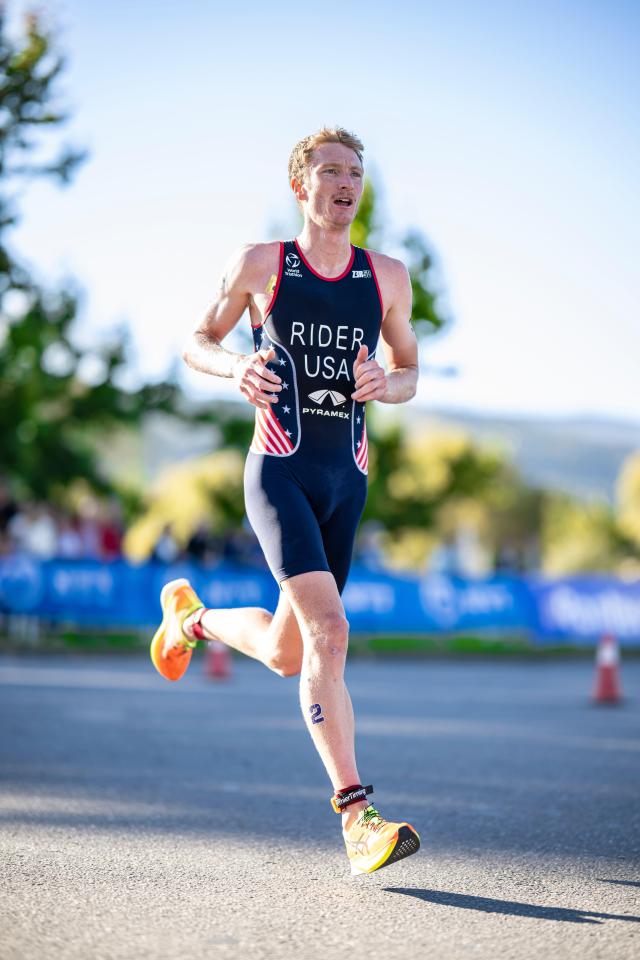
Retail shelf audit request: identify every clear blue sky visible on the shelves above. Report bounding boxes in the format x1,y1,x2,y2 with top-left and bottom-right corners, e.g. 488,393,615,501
8,0,640,423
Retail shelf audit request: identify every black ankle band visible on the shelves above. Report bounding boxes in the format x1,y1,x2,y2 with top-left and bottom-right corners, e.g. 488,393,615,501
331,784,373,813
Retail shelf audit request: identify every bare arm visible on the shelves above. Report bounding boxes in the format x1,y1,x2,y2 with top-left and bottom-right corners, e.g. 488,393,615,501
183,244,283,408
352,256,418,404
183,245,255,378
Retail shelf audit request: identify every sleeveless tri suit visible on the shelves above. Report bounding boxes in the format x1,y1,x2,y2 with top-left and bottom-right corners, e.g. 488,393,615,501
243,239,383,593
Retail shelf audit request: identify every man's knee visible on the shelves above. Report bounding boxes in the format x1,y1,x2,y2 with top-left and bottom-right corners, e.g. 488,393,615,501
268,650,302,678
304,611,350,659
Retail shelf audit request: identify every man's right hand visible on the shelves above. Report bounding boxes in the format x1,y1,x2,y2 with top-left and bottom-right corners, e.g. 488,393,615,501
233,346,282,409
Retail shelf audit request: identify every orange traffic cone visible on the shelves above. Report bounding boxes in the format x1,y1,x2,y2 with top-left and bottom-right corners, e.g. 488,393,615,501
205,640,232,681
592,634,622,704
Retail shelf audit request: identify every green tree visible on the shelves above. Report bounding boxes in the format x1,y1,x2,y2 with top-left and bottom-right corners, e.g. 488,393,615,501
539,455,640,576
362,423,508,569
124,450,246,562
0,12,85,301
541,493,623,575
0,287,186,500
0,12,205,505
282,177,447,336
616,452,640,551
350,178,447,336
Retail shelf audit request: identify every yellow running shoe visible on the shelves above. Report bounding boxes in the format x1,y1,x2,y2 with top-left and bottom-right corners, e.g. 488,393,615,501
150,578,204,682
343,804,420,876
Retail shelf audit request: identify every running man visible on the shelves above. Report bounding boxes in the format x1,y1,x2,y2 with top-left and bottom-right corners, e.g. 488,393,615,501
150,127,420,875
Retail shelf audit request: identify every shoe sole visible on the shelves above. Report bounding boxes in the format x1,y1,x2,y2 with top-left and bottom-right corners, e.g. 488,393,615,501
350,826,421,876
150,578,195,682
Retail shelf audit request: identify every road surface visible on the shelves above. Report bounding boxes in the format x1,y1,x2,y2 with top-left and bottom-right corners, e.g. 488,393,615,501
1,653,638,959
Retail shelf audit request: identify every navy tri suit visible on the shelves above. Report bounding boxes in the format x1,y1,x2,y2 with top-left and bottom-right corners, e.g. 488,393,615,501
243,239,383,593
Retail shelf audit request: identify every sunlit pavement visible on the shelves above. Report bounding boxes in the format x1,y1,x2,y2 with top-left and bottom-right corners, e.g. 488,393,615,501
1,653,638,960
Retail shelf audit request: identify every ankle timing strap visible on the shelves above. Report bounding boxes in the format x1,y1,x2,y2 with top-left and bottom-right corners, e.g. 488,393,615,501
330,784,373,814
190,607,207,641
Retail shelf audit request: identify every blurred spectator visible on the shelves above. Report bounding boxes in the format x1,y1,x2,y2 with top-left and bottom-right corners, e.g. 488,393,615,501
429,532,460,575
8,502,58,559
0,479,18,532
152,525,181,564
430,527,492,578
494,543,530,574
0,478,18,554
0,489,126,561
355,520,386,570
186,523,222,568
76,498,102,558
56,512,84,558
0,491,274,572
222,525,268,568
456,524,492,577
99,499,123,561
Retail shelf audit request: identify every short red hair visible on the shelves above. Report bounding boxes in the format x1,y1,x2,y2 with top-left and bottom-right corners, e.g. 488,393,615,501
288,127,364,184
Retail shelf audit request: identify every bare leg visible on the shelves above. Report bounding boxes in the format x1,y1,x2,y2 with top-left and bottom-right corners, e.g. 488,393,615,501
183,592,303,678
281,571,368,828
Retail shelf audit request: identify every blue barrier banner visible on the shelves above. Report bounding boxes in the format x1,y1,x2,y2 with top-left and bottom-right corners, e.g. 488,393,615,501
528,576,640,646
0,555,639,645
342,569,534,633
0,556,280,627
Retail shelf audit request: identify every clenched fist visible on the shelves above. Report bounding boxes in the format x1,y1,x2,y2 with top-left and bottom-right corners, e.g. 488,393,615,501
351,344,387,402
233,346,282,409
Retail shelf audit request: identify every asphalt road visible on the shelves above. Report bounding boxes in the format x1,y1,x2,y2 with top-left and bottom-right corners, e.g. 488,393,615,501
1,652,639,960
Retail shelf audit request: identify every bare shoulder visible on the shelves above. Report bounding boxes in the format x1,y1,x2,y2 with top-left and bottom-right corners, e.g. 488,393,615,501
366,249,410,288
238,240,281,272
223,241,281,291
366,249,411,317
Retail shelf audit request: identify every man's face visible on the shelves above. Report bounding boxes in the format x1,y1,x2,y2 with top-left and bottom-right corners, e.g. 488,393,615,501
293,142,364,229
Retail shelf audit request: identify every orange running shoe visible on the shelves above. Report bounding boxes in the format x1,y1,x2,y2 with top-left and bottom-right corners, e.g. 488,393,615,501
342,804,420,876
150,578,205,682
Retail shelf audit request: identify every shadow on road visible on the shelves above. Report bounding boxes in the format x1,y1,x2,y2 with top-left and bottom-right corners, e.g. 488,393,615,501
2,657,639,863
597,878,640,888
383,887,640,924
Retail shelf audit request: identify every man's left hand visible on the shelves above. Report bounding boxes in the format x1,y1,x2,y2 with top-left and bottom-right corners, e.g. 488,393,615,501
352,344,387,401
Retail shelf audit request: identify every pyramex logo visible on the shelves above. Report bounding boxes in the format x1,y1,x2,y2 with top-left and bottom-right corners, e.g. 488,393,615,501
303,389,350,420
352,269,371,279
285,252,302,277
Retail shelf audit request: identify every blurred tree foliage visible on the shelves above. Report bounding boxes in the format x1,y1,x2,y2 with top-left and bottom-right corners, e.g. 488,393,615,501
124,450,246,562
365,425,498,545
538,450,640,577
0,12,206,505
0,286,189,501
2,20,619,582
363,422,544,571
0,11,86,295
541,494,625,575
616,453,640,551
127,415,543,570
350,178,446,336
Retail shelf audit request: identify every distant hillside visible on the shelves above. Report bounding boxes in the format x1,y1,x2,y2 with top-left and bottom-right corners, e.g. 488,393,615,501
402,407,639,503
127,404,639,506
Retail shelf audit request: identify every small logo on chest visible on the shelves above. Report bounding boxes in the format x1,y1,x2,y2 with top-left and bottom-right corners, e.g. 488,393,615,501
303,390,350,420
308,389,346,407
285,252,302,277
352,269,372,279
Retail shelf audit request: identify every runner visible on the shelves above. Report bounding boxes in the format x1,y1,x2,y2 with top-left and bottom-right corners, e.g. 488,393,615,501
150,127,420,875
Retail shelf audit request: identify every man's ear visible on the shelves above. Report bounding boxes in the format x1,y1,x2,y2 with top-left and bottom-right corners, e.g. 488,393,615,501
291,176,308,204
